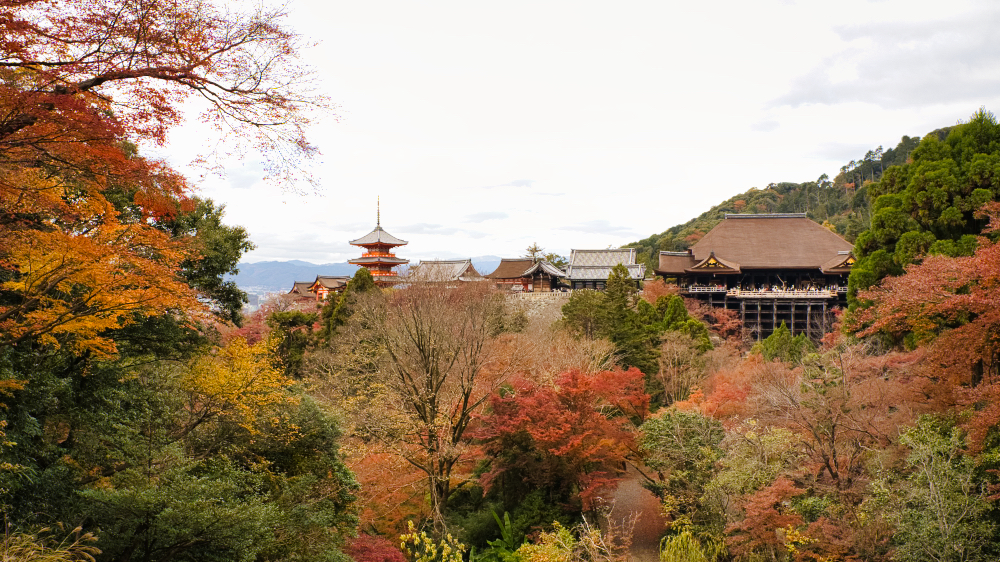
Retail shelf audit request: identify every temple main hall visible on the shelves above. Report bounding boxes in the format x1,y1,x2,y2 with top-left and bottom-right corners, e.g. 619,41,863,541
655,213,855,340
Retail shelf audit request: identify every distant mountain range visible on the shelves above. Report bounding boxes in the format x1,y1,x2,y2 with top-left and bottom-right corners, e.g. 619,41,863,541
227,256,504,293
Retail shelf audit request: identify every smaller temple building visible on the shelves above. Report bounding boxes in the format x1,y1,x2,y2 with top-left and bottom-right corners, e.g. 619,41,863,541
287,281,314,300
308,275,351,301
485,258,567,292
655,213,855,340
565,249,645,290
348,208,409,288
408,259,484,283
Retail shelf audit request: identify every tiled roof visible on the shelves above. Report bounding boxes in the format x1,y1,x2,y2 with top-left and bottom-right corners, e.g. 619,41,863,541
486,259,567,279
485,258,535,279
349,226,408,246
288,281,314,295
566,249,644,280
523,260,567,278
348,256,409,265
820,251,856,273
310,275,351,290
690,251,741,273
567,265,645,281
658,215,854,273
656,252,697,275
568,248,637,267
408,259,484,282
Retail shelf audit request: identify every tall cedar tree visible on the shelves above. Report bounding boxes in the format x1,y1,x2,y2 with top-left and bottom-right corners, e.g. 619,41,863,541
849,108,1000,303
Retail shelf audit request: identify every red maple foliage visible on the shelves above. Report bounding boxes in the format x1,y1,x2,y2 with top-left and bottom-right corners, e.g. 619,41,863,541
475,368,650,510
726,477,804,558
0,0,322,184
855,202,1000,450
345,534,407,562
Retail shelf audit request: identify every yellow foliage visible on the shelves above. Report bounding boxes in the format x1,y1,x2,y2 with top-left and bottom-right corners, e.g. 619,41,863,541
515,523,576,562
399,521,466,562
183,336,294,432
781,525,818,555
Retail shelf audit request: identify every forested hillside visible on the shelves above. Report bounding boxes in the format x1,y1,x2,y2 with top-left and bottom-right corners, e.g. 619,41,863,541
624,131,936,271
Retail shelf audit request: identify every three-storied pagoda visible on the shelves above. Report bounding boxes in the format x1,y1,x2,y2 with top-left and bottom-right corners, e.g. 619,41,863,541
348,203,409,287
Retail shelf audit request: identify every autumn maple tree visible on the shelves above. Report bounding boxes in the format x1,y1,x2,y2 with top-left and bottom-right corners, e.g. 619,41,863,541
0,0,323,355
476,367,649,514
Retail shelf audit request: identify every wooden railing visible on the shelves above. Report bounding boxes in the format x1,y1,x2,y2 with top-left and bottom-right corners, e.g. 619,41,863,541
686,286,727,293
682,286,841,299
731,289,835,298
509,291,571,300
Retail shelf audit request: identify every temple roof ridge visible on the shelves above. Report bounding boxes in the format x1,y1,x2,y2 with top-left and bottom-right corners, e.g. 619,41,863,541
349,224,408,246
724,213,808,219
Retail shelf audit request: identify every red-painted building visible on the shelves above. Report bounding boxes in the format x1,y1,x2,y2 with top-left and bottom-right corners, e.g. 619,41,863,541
348,211,408,287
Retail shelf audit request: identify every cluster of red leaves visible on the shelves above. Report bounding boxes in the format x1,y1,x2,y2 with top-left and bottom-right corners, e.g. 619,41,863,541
856,203,1000,377
345,534,406,562
855,203,1000,450
639,278,680,304
726,477,804,557
475,368,650,510
697,355,758,421
691,333,939,560
0,0,319,170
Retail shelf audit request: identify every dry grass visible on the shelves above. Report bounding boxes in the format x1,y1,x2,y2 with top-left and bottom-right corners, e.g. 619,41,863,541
1,524,100,562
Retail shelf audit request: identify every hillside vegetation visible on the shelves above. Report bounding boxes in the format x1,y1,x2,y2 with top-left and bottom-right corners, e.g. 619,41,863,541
624,131,936,271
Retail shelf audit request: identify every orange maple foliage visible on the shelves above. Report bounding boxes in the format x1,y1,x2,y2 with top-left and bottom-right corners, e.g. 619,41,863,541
1,186,197,355
726,477,805,559
476,367,649,510
855,203,1000,451
1,0,322,354
639,278,680,304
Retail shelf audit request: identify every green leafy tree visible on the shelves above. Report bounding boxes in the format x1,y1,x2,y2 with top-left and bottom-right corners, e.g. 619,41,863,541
321,268,378,341
639,409,723,529
164,199,255,325
268,310,318,377
561,270,711,382
561,290,609,340
753,322,815,364
891,417,994,562
544,253,569,269
1,305,358,562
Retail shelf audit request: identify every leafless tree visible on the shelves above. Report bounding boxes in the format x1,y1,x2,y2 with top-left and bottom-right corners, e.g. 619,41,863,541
358,282,522,533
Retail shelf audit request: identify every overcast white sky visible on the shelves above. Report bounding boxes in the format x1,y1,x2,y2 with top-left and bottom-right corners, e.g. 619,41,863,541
164,0,1000,264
